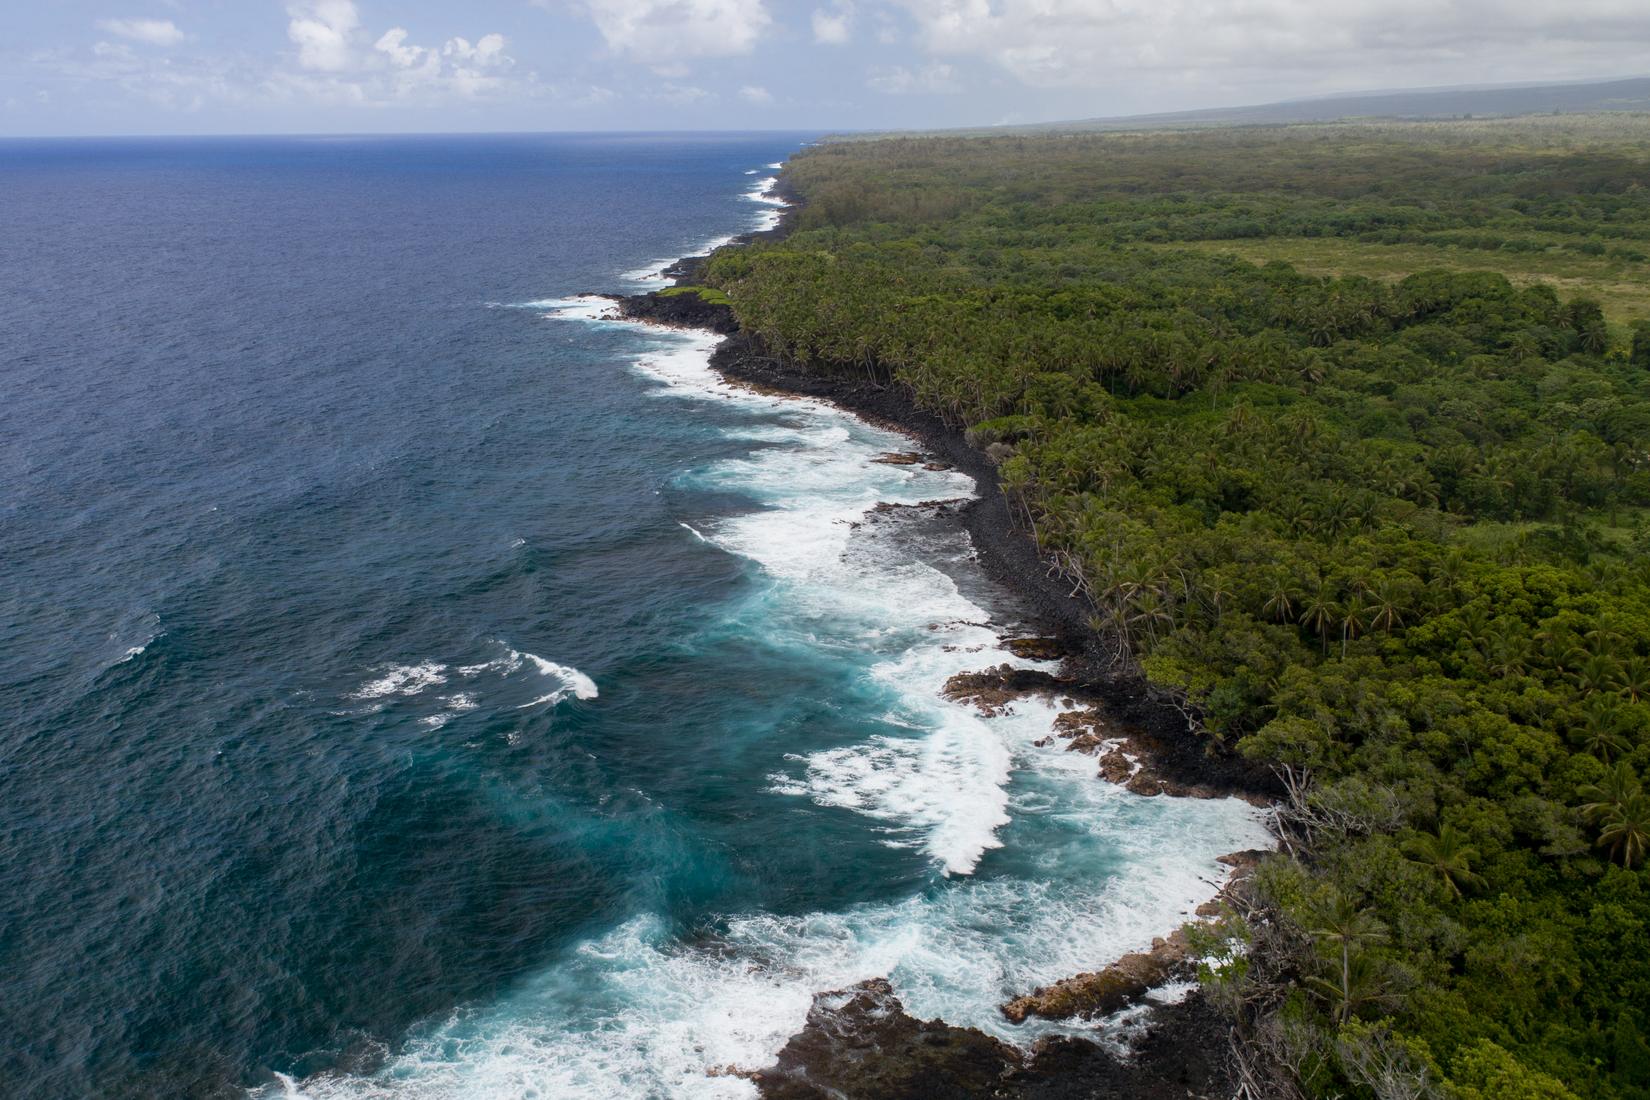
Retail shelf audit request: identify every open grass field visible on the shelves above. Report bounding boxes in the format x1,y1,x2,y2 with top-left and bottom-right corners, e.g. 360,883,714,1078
1150,236,1650,326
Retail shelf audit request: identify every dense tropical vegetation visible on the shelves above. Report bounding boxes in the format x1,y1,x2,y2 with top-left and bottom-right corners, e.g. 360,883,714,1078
702,117,1650,1099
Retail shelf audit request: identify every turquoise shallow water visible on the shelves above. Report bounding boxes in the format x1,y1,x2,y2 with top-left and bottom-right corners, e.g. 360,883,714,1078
0,134,1267,1100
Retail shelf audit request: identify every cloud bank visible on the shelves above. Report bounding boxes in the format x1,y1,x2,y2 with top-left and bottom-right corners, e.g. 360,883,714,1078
888,0,1650,96
94,18,186,47
581,0,771,61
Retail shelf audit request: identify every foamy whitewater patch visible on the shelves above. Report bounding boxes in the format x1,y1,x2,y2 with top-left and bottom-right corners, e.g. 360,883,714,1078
347,647,593,723
516,652,599,708
520,294,623,322
746,177,785,206
743,176,787,233
351,661,448,700
269,210,1270,1100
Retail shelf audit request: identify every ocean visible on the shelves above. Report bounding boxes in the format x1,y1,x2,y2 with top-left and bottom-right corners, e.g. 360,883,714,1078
0,132,1268,1099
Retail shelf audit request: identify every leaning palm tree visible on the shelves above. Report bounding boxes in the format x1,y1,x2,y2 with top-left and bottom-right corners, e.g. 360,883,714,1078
1404,825,1485,899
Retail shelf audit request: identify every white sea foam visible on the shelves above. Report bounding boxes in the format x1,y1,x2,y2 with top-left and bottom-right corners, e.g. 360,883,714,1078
745,177,785,206
351,661,448,700
530,294,624,323
419,693,481,730
515,651,598,707
619,261,673,285
351,648,590,718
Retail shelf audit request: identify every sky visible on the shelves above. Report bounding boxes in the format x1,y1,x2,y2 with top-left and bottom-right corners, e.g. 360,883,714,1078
3,1,1649,136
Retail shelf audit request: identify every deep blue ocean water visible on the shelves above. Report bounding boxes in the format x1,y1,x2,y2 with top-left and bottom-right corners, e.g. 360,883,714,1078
0,133,1267,1100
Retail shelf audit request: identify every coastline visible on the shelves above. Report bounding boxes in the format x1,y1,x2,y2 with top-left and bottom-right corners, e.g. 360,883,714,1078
596,169,1278,1096
615,172,1275,804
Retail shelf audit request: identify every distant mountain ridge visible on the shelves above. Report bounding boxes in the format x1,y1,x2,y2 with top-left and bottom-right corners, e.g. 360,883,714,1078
1017,75,1650,132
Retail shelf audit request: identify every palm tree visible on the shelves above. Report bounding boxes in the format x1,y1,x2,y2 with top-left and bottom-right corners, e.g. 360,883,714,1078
1571,653,1625,697
1506,330,1544,363
1261,572,1298,624
1304,949,1400,1027
1483,625,1531,678
1619,656,1650,704
1580,761,1643,821
1430,549,1469,599
1307,895,1389,1025
1367,576,1407,634
1575,698,1631,763
1202,574,1234,624
1127,589,1175,647
1597,795,1650,869
1298,580,1337,655
1340,596,1372,659
1404,825,1485,898
1580,763,1650,868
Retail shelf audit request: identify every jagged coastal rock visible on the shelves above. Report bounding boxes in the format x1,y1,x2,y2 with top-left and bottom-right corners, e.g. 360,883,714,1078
755,979,1021,1100
1000,931,1195,1025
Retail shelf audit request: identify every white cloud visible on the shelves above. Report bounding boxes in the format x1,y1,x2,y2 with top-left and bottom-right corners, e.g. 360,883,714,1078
287,0,359,72
580,0,770,62
47,7,524,112
364,30,516,97
811,1,854,45
867,61,957,94
373,28,427,69
445,34,510,67
739,83,773,102
887,0,1650,96
95,18,186,47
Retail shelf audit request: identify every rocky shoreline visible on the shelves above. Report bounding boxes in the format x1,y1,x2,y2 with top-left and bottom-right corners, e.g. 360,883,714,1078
601,174,1279,1097
613,295,1276,805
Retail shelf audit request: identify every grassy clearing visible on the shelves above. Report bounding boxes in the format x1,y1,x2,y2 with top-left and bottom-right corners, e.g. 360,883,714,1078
1150,237,1650,325
658,285,732,306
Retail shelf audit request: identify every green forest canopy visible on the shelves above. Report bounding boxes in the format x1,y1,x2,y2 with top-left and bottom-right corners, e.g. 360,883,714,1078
704,116,1650,1099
